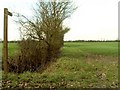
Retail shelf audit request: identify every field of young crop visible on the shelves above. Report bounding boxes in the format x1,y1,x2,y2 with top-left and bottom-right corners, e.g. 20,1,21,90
1,42,118,88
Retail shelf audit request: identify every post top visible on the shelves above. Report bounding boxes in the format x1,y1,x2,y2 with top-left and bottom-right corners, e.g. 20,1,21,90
4,8,8,10
4,8,12,16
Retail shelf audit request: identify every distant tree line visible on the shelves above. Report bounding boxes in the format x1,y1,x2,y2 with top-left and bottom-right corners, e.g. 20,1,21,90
0,40,120,44
65,40,120,42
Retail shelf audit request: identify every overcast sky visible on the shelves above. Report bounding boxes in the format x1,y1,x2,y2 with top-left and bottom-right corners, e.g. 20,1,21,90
0,0,119,41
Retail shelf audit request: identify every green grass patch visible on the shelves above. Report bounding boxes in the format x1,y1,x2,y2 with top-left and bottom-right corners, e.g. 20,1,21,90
8,43,20,57
62,42,118,57
0,43,2,58
2,42,118,88
0,43,20,58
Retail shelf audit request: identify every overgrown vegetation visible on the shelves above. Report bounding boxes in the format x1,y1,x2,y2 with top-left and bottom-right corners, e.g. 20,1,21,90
2,42,118,88
6,0,76,73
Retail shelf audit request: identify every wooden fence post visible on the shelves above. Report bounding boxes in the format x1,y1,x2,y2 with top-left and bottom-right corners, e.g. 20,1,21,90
3,8,12,74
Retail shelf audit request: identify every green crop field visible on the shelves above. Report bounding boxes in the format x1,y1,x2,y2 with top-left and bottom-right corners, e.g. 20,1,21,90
1,42,118,88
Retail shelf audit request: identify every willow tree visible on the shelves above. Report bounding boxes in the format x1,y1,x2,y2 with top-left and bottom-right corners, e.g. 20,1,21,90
11,0,76,72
